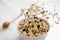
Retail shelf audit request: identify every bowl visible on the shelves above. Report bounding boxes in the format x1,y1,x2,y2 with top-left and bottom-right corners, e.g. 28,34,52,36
18,17,50,40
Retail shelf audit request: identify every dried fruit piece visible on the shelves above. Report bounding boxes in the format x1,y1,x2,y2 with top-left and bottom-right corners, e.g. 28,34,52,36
37,25,40,28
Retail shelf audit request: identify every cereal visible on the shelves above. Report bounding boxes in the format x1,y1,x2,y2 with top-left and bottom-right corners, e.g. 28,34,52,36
21,8,25,13
18,17,49,37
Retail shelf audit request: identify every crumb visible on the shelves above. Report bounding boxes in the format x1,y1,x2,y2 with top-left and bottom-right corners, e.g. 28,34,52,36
46,10,48,13
42,8,44,9
55,21,59,24
47,17,49,19
21,9,24,13
41,10,45,14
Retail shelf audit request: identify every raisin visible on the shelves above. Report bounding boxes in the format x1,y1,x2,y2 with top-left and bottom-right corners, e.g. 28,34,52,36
26,12,28,14
29,21,31,23
23,28,29,33
32,25,34,28
40,20,42,22
23,28,26,31
27,34,30,36
37,25,40,28
47,30,49,32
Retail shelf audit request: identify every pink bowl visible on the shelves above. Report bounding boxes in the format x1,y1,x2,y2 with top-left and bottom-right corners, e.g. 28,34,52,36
18,17,50,40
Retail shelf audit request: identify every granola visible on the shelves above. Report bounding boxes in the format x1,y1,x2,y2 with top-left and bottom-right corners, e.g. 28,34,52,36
18,17,49,37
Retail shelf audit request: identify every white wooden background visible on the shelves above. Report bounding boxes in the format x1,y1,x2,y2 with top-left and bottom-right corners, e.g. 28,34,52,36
0,0,60,40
